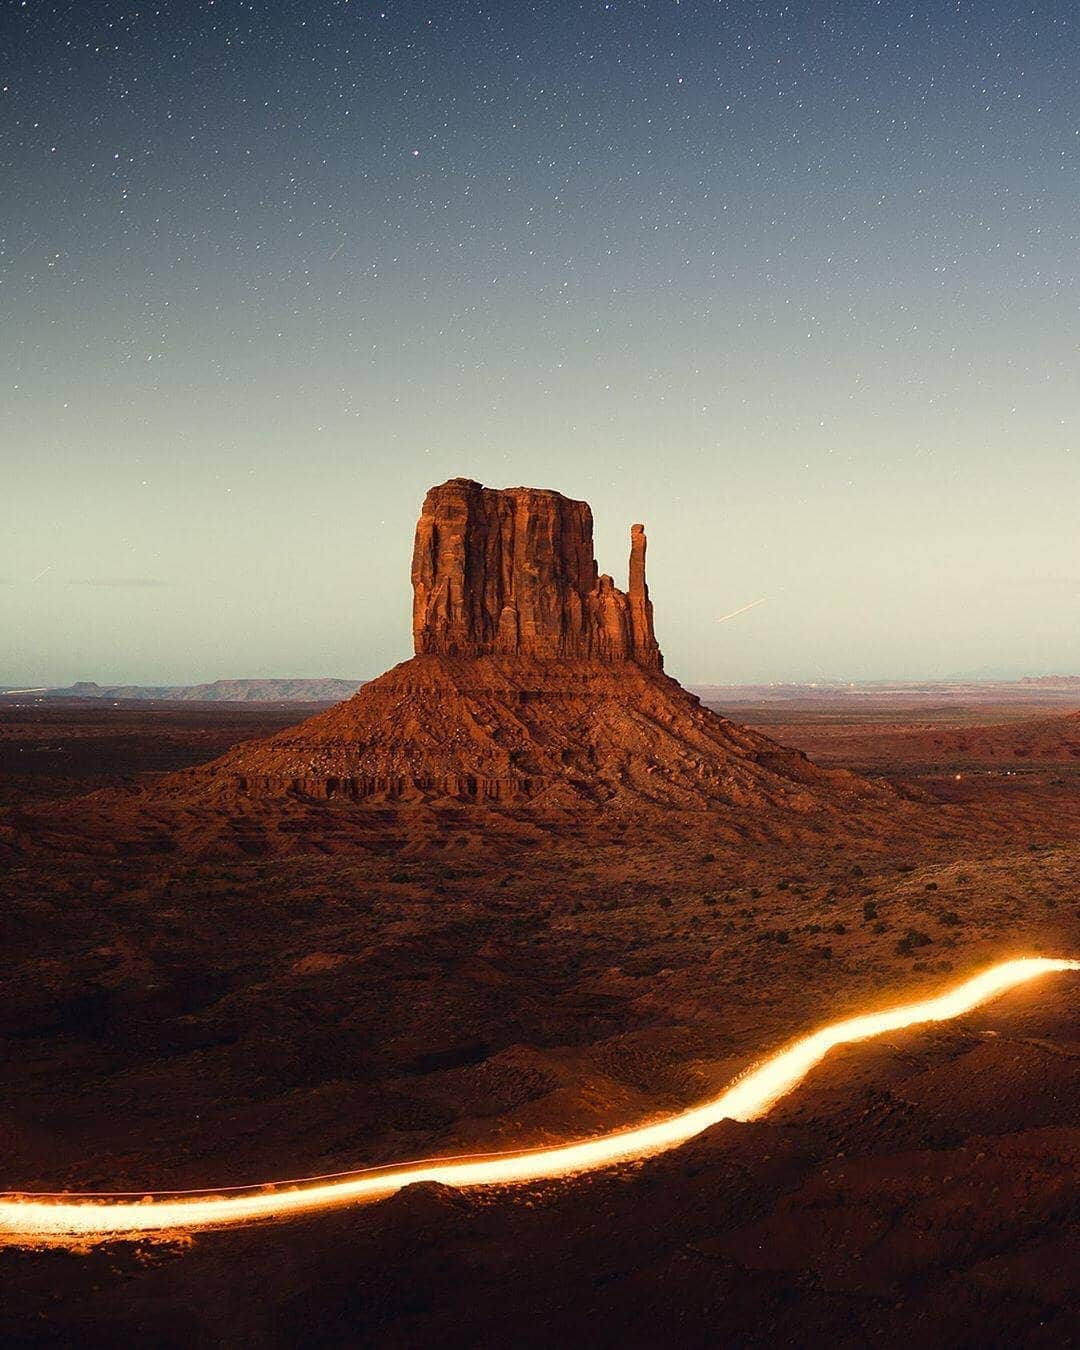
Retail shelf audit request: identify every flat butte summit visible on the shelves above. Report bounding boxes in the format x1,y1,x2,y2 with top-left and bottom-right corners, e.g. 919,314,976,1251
163,478,886,823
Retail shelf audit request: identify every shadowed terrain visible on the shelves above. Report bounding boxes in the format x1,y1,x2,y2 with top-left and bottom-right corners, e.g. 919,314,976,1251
1,689,1079,1346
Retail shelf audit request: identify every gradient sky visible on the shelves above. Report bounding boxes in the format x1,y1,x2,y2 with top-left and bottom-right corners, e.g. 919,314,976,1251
3,0,1078,687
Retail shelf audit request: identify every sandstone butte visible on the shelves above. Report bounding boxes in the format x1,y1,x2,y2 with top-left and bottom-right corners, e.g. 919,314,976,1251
412,478,661,668
173,478,886,816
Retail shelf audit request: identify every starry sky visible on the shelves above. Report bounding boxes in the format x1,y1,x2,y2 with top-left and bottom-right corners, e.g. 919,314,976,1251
3,0,1078,687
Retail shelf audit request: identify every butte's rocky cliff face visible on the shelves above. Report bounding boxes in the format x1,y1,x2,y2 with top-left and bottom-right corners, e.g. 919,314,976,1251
169,479,885,819
411,479,660,667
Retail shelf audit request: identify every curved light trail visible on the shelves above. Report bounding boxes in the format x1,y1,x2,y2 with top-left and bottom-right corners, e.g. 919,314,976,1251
1,956,1075,1244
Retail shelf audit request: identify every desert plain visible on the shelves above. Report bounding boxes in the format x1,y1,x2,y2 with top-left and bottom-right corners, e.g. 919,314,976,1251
0,676,1078,1345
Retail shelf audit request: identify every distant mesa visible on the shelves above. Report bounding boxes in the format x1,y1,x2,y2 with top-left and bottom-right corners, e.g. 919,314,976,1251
6,679,366,704
1019,674,1080,688
166,478,885,816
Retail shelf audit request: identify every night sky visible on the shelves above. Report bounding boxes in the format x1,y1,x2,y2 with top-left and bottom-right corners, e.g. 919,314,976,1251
3,0,1078,686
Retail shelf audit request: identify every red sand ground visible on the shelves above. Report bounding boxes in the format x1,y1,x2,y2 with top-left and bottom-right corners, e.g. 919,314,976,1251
0,690,1077,1346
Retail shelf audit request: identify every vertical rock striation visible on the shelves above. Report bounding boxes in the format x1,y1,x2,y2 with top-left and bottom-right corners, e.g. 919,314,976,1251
411,478,662,668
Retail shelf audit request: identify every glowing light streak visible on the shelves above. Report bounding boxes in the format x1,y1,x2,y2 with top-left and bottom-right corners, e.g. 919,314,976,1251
1,957,1074,1243
716,597,767,624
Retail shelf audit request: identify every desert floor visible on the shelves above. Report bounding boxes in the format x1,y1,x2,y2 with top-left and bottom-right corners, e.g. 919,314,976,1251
0,692,1077,1347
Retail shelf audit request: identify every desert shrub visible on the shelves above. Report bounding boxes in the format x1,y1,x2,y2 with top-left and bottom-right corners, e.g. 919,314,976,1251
872,920,888,934
657,896,672,909
939,910,962,926
832,922,847,935
924,882,938,891
862,900,878,922
895,928,933,956
701,852,716,864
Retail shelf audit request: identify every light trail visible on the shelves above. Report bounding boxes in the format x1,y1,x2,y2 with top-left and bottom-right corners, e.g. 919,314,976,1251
717,596,767,624
1,957,1075,1244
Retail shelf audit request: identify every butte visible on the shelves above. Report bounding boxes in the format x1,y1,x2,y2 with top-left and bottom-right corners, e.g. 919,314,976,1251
168,478,887,827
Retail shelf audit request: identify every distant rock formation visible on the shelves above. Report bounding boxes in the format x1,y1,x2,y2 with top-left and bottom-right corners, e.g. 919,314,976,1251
9,679,365,704
411,478,661,667
162,478,887,822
